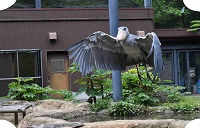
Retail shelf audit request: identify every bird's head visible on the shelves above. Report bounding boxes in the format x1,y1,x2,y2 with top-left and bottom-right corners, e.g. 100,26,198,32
116,26,130,42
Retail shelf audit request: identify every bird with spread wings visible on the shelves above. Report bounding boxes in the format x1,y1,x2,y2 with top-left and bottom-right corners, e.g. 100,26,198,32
66,26,163,78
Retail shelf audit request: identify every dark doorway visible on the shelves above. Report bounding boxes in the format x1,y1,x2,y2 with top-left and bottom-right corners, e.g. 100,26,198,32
178,51,200,93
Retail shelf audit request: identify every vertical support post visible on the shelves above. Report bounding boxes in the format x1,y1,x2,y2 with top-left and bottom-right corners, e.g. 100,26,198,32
14,112,18,124
35,0,41,8
186,51,191,92
16,51,19,78
109,0,122,101
173,49,178,85
144,0,152,8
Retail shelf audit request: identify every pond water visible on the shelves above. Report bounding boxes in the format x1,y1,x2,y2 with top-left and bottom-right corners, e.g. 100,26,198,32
68,112,200,123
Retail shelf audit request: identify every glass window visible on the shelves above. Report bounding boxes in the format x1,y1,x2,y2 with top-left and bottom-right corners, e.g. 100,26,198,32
18,51,41,77
0,50,42,96
189,51,200,85
0,53,16,78
50,59,65,73
160,51,173,83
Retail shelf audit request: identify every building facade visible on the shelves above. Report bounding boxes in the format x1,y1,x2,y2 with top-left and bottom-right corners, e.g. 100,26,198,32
0,8,154,96
0,8,200,96
156,29,200,93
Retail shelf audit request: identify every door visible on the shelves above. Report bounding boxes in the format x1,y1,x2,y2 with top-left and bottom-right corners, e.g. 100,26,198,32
189,51,200,93
178,51,200,93
47,51,69,91
178,51,188,92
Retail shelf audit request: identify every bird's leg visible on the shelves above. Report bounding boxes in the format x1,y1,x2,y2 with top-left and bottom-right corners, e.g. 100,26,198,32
135,64,142,81
85,73,96,104
144,62,154,83
152,75,159,84
101,84,104,99
89,74,96,104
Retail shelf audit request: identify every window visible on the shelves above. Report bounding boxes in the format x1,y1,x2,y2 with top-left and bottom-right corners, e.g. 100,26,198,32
0,49,42,96
50,59,65,73
160,51,174,83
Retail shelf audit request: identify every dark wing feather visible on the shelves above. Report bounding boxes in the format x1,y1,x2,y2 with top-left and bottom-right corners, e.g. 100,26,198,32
136,32,163,76
66,31,127,75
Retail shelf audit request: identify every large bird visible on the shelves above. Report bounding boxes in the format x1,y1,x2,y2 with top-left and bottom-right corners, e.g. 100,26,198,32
67,26,163,77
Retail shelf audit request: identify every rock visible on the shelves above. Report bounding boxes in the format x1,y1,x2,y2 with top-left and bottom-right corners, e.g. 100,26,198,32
154,109,164,113
17,100,191,128
28,122,84,128
82,119,190,128
164,110,174,114
1,100,29,105
97,109,109,115
18,100,92,128
68,114,113,123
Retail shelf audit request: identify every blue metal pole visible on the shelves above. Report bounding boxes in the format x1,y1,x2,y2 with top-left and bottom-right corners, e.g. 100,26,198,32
35,0,41,8
144,0,152,8
109,0,122,101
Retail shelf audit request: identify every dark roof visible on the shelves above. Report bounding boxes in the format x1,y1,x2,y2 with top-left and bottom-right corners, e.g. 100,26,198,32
155,29,200,45
11,0,139,8
155,28,200,38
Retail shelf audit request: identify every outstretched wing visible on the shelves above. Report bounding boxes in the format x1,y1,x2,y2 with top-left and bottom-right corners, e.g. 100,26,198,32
136,32,163,76
66,31,127,75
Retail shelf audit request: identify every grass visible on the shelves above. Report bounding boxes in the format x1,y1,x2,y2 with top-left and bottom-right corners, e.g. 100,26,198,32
164,96,200,112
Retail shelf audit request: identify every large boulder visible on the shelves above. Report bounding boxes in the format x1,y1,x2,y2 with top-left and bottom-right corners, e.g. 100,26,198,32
17,100,191,128
83,119,190,128
18,100,91,128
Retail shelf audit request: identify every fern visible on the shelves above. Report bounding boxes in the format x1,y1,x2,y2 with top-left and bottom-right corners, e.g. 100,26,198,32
187,20,200,34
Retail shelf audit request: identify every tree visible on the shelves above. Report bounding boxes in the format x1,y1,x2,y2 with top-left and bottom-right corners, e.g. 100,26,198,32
133,0,200,29
188,20,200,34
11,0,138,8
11,0,200,30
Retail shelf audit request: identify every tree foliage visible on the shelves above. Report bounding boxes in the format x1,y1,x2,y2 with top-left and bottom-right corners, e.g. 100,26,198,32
187,20,200,34
11,0,138,8
133,0,200,28
11,0,199,29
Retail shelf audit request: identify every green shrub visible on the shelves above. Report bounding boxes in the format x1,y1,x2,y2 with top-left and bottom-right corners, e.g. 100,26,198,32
121,67,185,105
166,96,200,113
7,77,73,101
68,63,185,107
56,89,74,101
91,99,111,112
109,101,144,116
68,63,112,99
130,92,159,106
154,85,185,103
121,67,160,105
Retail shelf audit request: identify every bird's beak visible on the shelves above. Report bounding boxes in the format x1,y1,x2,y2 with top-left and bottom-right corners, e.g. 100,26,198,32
116,29,126,42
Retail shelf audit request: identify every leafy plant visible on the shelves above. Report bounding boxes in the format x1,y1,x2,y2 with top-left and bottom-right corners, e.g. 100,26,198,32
56,89,74,101
121,66,186,106
165,96,200,113
7,77,73,101
69,63,185,106
154,85,185,103
187,20,200,34
91,98,111,112
109,101,144,116
121,66,160,105
68,63,112,99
